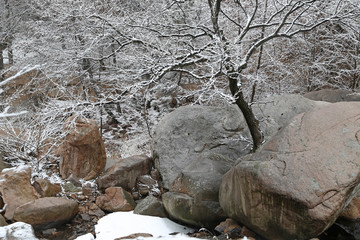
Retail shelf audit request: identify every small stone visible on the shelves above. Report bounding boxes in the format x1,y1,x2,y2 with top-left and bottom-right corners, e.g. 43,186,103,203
96,187,136,212
80,213,91,221
88,203,105,218
0,215,7,226
150,169,161,182
42,228,57,235
215,218,239,234
132,192,141,200
33,179,61,197
63,182,82,193
78,195,87,201
240,226,257,238
115,233,153,239
340,197,360,220
82,186,93,196
134,195,167,218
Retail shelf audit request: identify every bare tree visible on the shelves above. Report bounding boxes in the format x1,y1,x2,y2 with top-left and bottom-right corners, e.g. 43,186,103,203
133,0,354,151
1,0,358,173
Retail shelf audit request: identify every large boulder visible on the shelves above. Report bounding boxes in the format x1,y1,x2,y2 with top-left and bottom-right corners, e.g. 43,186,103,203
303,89,360,102
0,166,40,221
153,105,250,189
59,116,106,180
252,94,327,141
97,155,152,191
153,105,250,227
13,197,79,230
219,102,360,240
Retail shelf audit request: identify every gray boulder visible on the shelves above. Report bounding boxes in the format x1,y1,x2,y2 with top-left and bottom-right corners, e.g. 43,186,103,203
153,95,323,228
219,102,360,240
134,195,167,218
253,94,327,141
153,105,250,190
153,105,250,227
303,89,360,102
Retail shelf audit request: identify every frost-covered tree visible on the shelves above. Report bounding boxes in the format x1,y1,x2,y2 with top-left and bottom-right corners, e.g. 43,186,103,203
125,0,355,150
0,0,358,171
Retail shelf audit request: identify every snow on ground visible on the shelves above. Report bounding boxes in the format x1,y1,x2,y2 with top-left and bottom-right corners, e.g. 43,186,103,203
0,222,38,240
76,211,198,240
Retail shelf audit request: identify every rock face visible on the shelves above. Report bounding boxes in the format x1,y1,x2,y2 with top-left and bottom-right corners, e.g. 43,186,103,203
219,102,360,240
153,105,250,189
303,89,360,102
252,94,327,141
97,155,152,191
13,197,79,230
0,166,40,221
59,116,106,180
153,105,250,227
96,187,136,212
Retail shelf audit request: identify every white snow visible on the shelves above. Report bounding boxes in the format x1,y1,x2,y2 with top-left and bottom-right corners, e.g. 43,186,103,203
0,106,27,118
0,222,39,240
76,211,197,240
1,165,29,173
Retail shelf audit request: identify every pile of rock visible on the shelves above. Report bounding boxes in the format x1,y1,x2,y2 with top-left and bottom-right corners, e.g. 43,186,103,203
0,166,78,230
2,91,360,240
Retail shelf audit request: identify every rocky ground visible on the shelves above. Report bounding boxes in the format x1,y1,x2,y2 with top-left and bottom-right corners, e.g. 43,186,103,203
2,91,360,240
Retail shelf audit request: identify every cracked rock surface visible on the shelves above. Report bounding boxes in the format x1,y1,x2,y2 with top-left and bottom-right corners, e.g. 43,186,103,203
219,102,360,240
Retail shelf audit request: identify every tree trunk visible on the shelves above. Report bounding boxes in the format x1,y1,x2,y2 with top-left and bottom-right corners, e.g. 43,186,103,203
8,43,13,65
0,51,3,72
0,50,4,81
228,76,263,152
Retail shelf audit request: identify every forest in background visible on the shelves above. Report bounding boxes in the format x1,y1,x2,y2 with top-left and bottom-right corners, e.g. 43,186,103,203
0,0,359,178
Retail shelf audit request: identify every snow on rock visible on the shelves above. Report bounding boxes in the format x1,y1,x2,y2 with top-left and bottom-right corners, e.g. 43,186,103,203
0,222,38,240
76,211,196,240
1,165,29,173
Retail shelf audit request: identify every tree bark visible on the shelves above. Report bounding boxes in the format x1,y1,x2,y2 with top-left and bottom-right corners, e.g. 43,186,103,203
228,75,263,152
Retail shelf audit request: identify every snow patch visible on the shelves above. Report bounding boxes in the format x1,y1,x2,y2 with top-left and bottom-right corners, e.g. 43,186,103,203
0,222,38,240
1,165,29,173
0,106,27,118
76,211,196,240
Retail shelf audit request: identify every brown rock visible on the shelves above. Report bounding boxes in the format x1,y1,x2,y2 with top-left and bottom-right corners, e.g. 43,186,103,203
33,179,62,197
240,226,257,238
219,102,360,240
0,166,40,221
13,197,78,230
59,116,106,180
88,203,105,218
115,233,153,239
97,155,152,191
215,218,240,234
340,196,360,220
96,187,136,212
0,214,7,226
